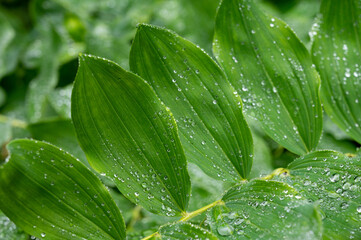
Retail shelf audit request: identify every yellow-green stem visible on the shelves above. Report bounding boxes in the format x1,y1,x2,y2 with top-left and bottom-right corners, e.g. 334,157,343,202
261,168,289,180
141,199,224,240
0,114,27,129
179,199,224,222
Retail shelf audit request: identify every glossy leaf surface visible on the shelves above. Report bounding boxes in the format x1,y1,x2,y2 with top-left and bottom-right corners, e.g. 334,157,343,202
130,24,253,181
312,0,361,143
0,139,125,240
284,151,361,239
159,222,218,239
214,0,322,155
72,54,191,216
208,180,322,239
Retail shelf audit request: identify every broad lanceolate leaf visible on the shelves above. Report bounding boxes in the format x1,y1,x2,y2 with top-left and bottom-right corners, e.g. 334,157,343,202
72,54,191,216
158,222,218,239
214,0,323,155
0,139,125,240
130,24,253,181
312,0,361,143
208,180,322,239
283,151,361,239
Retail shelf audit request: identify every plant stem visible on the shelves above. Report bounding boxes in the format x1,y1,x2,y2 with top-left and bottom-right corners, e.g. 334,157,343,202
126,205,142,231
179,199,224,222
143,232,160,240
141,199,224,240
0,114,27,129
261,168,289,180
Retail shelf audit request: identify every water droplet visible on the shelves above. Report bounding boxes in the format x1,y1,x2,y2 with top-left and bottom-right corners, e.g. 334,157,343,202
357,206,361,213
217,224,234,236
41,233,46,238
330,174,340,183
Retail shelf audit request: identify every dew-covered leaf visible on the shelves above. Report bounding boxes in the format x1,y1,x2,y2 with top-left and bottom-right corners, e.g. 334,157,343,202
0,139,126,240
130,24,253,181
26,24,62,123
213,0,322,155
249,133,273,179
0,10,25,80
312,0,361,143
28,119,87,166
282,151,361,239
159,222,218,239
48,85,73,119
208,180,322,239
72,54,191,216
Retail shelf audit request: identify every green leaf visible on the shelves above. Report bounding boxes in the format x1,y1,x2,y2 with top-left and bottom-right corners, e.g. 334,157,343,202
48,84,73,119
0,86,5,107
213,0,323,155
0,10,25,80
28,119,87,166
158,222,218,239
249,133,273,179
26,24,61,123
312,0,361,143
208,180,322,239
0,210,27,240
130,24,253,181
72,54,191,216
0,139,125,240
0,119,11,147
283,151,361,239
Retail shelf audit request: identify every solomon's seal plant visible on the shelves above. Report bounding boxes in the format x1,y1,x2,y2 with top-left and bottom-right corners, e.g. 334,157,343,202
0,0,360,239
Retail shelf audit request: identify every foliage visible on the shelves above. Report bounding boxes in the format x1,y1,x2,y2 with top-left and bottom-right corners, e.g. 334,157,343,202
0,0,360,239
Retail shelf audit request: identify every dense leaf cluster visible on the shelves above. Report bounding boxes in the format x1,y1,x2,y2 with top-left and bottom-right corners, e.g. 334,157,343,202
0,0,360,239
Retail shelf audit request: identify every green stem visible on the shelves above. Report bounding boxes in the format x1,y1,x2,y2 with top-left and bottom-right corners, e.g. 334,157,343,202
261,168,289,180
0,114,27,129
141,199,224,240
126,205,142,231
179,199,224,222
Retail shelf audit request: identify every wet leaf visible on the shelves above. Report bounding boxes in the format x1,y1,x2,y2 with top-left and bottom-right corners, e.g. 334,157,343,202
26,24,62,123
159,222,218,239
28,119,87,166
48,84,73,119
72,54,191,216
249,133,273,179
312,0,361,143
214,0,323,155
0,10,25,80
130,24,253,181
208,180,322,239
0,139,126,240
283,151,361,239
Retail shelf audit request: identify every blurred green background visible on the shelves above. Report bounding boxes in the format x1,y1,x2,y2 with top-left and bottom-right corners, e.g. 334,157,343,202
1,0,359,238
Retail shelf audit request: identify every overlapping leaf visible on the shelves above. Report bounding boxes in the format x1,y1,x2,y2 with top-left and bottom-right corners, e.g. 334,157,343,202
281,151,361,239
0,139,125,240
208,180,322,239
130,24,253,181
213,0,322,155
28,119,87,165
72,54,191,216
312,0,361,143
